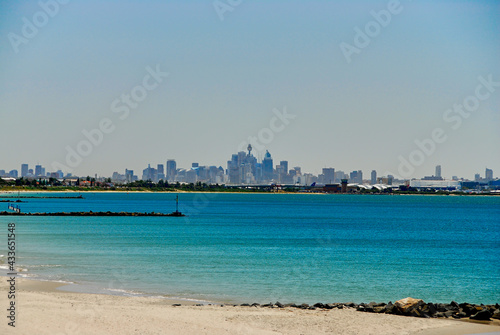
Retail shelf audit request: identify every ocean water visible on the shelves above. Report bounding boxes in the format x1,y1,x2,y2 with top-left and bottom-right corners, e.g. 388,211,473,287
0,192,499,305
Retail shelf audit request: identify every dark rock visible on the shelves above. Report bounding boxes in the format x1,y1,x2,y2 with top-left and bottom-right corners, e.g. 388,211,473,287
300,303,309,309
373,306,385,313
262,303,273,307
450,301,460,309
383,302,395,314
275,302,284,308
356,305,366,312
324,304,335,310
172,304,181,306
492,309,500,319
337,304,344,309
313,303,325,309
251,303,260,307
345,302,356,308
436,303,448,312
470,309,492,321
283,303,294,308
308,306,317,310
240,303,250,307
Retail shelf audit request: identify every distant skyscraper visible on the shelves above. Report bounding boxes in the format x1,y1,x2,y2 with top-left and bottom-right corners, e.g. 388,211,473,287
125,169,134,183
475,173,481,182
9,170,18,178
280,161,288,175
349,170,363,184
485,168,493,181
262,151,273,181
322,168,335,184
35,164,42,176
157,164,165,181
166,160,177,181
435,165,441,178
21,164,28,177
371,170,377,185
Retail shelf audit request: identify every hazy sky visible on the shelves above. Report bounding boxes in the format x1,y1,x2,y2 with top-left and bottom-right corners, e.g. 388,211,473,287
1,0,499,179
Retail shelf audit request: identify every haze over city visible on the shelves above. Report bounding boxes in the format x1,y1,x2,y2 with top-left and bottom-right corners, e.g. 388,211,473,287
1,0,499,179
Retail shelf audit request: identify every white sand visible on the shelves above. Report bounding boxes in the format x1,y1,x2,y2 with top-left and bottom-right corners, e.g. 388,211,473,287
1,278,499,335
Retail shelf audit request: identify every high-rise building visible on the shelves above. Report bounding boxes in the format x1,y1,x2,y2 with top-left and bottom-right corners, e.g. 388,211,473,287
125,169,134,183
142,164,156,181
485,168,493,181
371,170,377,185
280,161,288,175
349,170,363,184
322,168,335,184
475,173,481,182
157,164,165,181
435,165,442,179
9,170,18,178
262,150,273,181
35,165,42,176
21,164,29,177
166,160,177,181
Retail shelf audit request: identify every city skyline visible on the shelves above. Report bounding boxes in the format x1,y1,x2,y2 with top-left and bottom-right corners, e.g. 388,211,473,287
1,1,499,179
1,152,495,184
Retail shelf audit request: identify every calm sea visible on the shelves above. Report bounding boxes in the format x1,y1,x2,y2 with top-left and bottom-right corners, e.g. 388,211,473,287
1,192,499,304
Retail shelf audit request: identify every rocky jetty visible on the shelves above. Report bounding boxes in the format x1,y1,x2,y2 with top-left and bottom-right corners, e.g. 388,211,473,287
0,211,185,217
195,297,500,321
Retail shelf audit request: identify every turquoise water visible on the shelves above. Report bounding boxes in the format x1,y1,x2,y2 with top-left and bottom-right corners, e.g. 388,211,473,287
1,192,499,304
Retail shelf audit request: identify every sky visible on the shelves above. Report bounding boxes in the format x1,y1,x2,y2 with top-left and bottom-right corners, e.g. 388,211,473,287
0,0,499,180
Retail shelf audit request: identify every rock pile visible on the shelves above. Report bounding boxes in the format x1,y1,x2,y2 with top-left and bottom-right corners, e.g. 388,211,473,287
227,297,500,320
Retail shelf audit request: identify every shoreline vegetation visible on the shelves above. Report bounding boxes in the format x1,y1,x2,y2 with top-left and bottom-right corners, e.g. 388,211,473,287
0,278,498,335
0,184,498,196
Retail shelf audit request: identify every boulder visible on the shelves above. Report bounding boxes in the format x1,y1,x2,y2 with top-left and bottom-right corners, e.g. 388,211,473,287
492,309,500,320
470,309,492,321
395,297,424,313
275,301,284,308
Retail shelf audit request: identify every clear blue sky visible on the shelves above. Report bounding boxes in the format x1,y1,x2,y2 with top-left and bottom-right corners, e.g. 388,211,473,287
1,0,499,179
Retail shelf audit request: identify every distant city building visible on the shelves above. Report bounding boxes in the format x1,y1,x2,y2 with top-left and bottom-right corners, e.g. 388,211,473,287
262,150,273,181
349,170,362,184
435,165,442,179
142,164,156,181
371,170,377,185
166,160,177,181
334,170,346,183
157,164,165,181
322,168,335,184
485,168,493,181
21,164,29,177
475,173,481,182
9,170,18,178
35,164,42,176
125,169,134,183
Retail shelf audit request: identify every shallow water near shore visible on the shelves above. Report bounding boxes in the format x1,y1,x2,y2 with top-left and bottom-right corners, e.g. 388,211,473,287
0,192,499,304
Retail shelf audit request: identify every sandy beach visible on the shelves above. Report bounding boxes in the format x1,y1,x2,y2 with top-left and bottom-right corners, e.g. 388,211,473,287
1,278,498,335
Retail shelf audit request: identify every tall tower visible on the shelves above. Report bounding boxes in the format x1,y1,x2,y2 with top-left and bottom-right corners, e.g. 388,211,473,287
371,170,377,185
435,165,442,179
